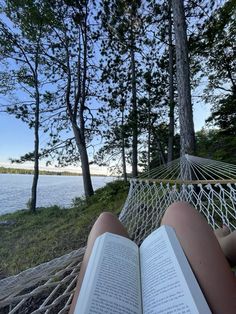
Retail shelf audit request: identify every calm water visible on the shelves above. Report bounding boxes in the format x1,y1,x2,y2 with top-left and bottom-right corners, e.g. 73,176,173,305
0,174,114,215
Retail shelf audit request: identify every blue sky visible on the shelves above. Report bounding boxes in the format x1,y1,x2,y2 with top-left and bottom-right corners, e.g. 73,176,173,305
0,4,213,168
0,101,211,166
0,112,34,162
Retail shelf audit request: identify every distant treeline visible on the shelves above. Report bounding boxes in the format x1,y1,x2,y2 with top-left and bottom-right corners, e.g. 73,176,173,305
0,167,107,177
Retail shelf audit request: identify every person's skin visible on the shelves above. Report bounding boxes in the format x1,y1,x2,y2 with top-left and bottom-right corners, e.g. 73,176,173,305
69,203,236,314
214,225,236,266
161,202,236,313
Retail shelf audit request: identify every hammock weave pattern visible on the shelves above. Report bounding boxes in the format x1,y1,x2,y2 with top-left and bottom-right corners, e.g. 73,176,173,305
1,155,236,313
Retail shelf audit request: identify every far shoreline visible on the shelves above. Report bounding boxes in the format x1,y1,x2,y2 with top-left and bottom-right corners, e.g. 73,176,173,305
0,166,110,177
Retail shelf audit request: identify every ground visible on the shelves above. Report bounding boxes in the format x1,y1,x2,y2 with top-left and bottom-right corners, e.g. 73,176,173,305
0,180,129,278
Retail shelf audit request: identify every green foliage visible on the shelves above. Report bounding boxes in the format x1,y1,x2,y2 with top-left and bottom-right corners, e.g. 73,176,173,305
90,180,129,205
98,0,172,173
206,94,236,136
71,195,87,209
195,0,236,143
196,129,236,164
140,123,180,170
73,180,129,208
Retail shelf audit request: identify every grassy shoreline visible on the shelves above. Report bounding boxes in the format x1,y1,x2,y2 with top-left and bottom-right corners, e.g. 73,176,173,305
0,180,129,279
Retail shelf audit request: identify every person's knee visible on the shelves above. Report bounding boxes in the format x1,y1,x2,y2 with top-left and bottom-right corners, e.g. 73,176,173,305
161,201,195,225
96,212,117,225
89,212,118,240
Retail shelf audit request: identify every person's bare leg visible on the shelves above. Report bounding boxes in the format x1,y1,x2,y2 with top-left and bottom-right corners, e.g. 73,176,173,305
215,228,236,266
161,202,236,314
69,212,129,313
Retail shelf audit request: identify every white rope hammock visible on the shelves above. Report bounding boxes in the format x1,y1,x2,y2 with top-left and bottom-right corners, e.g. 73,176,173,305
1,155,236,313
120,155,236,244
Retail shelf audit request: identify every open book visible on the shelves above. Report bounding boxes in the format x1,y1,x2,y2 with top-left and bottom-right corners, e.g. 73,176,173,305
74,225,211,314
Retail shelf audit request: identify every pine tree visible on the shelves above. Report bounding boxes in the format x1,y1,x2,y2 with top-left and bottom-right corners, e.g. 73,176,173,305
0,1,51,211
99,0,144,177
39,0,99,197
172,0,195,156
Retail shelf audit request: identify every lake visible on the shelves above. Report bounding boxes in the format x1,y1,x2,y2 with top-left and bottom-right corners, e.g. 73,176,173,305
0,174,115,215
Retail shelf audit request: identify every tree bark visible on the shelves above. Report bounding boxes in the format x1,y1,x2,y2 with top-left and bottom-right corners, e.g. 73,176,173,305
172,0,195,156
167,0,175,162
78,8,94,197
73,125,94,197
30,75,40,212
130,26,138,177
156,136,166,165
65,6,94,198
121,107,127,182
147,93,151,175
79,145,94,198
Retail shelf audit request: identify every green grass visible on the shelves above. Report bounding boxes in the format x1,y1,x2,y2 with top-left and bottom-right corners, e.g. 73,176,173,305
0,180,129,278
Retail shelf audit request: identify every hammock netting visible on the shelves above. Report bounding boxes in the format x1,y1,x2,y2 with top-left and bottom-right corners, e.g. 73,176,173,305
1,155,236,313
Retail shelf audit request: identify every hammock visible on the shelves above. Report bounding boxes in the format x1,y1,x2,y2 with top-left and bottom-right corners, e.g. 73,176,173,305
1,155,236,313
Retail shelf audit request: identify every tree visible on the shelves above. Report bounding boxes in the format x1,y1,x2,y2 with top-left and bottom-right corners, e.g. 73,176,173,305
98,35,131,180
1,0,100,199
100,0,170,174
0,2,49,211
38,0,100,197
141,122,180,170
94,118,131,179
167,0,175,162
172,0,195,156
95,83,131,180
196,128,236,164
187,0,236,164
100,0,144,177
202,1,235,134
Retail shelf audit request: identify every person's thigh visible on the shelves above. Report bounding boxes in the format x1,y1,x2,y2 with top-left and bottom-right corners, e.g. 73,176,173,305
161,201,236,313
69,212,129,313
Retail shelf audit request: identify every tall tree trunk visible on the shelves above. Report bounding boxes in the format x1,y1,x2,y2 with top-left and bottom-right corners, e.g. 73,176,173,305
79,8,94,197
65,9,94,198
30,80,39,212
167,0,175,162
147,93,151,175
130,26,138,177
121,107,127,182
172,0,195,156
73,125,94,197
79,144,94,198
156,136,166,165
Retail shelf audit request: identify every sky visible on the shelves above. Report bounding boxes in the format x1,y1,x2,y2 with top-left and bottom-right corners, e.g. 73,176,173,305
0,4,213,172
0,100,212,170
0,112,111,174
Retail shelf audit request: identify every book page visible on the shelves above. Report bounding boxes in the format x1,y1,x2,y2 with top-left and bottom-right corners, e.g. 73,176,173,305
74,232,142,314
140,225,211,314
